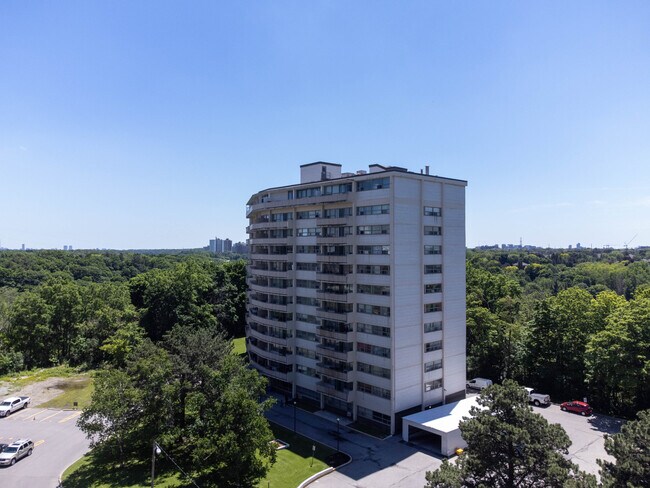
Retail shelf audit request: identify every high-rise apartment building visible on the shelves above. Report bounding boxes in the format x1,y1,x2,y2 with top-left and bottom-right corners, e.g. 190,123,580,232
245,162,466,434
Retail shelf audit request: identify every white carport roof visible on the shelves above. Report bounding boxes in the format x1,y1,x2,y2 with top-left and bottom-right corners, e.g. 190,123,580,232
403,396,480,434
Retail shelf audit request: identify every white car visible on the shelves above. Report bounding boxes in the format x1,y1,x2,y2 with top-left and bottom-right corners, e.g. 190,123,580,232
466,378,493,390
0,396,30,417
525,387,551,406
0,439,33,466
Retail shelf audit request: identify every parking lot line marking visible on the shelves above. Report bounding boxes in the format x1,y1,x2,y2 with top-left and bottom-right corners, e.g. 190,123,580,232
40,411,65,422
26,409,51,420
58,411,82,423
34,439,45,447
7,410,33,421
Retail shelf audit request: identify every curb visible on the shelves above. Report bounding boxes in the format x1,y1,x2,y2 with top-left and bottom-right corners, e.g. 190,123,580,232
298,452,354,488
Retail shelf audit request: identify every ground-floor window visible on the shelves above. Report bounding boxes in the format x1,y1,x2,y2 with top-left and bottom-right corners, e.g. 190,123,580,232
357,406,391,426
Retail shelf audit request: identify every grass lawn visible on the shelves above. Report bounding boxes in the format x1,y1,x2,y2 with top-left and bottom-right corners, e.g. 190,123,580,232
232,336,247,356
259,422,341,488
37,375,94,409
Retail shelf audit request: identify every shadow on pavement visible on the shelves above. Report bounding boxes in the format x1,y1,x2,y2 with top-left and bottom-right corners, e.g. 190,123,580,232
588,414,624,435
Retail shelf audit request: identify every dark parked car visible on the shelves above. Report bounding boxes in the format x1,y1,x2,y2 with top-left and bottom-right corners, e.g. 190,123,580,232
560,401,593,416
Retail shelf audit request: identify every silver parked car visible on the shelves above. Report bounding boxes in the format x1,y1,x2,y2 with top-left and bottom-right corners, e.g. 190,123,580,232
0,439,33,466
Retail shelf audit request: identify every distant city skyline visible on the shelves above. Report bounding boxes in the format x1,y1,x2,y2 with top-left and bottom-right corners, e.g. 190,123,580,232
1,2,649,250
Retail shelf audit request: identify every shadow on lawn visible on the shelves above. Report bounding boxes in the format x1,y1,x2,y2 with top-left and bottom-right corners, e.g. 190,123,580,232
61,451,188,488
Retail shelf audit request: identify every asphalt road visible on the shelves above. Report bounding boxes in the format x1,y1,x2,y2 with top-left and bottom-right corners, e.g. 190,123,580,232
0,407,91,488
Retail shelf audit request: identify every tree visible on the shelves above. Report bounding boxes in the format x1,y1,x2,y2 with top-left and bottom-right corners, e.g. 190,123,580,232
526,288,595,399
425,380,596,487
599,409,650,487
585,291,650,416
77,368,142,463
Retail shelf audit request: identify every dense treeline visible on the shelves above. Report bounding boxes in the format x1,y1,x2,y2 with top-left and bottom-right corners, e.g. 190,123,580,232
467,248,650,417
0,251,247,373
0,250,271,486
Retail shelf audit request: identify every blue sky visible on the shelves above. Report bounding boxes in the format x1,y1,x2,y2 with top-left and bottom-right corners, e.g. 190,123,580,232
1,1,649,250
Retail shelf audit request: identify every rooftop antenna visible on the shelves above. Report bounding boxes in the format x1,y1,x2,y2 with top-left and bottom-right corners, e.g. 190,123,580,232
624,234,638,250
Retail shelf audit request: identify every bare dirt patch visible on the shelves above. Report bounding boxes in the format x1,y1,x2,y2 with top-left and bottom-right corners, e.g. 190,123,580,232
0,377,74,405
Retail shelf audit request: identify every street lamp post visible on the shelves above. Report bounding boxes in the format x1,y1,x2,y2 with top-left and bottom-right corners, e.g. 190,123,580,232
336,418,340,453
293,400,297,432
151,441,161,488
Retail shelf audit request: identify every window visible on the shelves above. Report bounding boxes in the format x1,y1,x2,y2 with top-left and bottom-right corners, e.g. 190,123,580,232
424,206,442,217
296,262,318,271
357,303,391,317
357,264,390,275
425,340,443,353
296,279,319,289
323,183,352,195
296,187,321,199
297,210,321,219
323,207,352,218
357,225,390,235
424,303,443,313
357,342,391,358
321,226,352,237
271,212,293,222
297,227,319,237
357,177,390,192
297,365,318,377
296,347,318,359
424,264,442,274
424,379,443,392
357,381,391,399
424,245,442,255
357,245,390,255
296,330,318,341
296,313,319,324
357,406,391,426
424,283,442,294
357,323,391,337
296,296,319,306
424,225,442,235
424,321,443,333
296,245,318,254
424,359,443,372
357,284,390,296
357,362,391,379
357,204,389,215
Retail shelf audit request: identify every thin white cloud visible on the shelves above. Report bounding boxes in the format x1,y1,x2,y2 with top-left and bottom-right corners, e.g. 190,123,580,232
508,202,574,214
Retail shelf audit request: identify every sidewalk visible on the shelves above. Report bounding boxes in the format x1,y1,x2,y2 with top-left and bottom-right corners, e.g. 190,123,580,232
266,397,444,488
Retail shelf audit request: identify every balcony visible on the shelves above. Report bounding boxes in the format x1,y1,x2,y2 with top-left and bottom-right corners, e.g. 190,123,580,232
316,381,353,402
251,362,292,382
316,344,353,362
247,342,293,364
316,363,353,381
317,325,352,341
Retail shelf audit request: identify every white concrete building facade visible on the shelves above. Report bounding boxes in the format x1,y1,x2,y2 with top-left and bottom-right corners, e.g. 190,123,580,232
245,162,467,434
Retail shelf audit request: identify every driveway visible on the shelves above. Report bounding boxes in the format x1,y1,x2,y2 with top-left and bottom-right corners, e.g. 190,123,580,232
0,407,90,488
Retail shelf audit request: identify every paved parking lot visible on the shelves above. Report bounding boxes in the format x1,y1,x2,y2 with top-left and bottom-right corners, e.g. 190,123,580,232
269,397,624,488
0,407,90,488
534,403,623,476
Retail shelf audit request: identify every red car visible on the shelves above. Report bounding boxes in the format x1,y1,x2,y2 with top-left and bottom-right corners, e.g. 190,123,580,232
560,401,593,416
